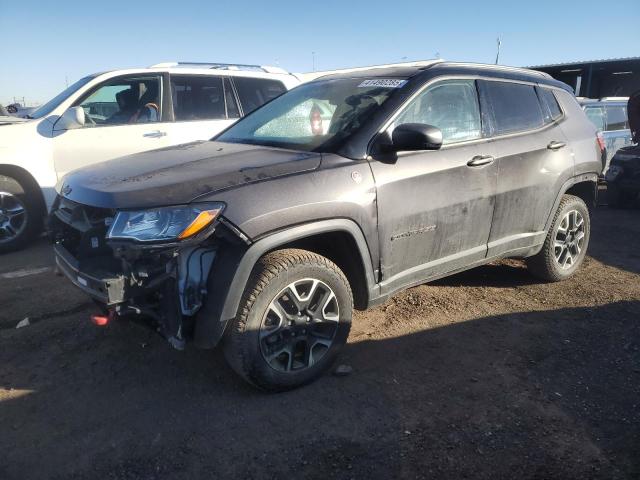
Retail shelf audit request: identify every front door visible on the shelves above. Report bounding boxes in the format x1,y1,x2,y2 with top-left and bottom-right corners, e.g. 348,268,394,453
52,74,170,179
369,79,497,293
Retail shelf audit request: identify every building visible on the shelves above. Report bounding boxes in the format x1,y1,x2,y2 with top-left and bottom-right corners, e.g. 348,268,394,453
530,57,640,99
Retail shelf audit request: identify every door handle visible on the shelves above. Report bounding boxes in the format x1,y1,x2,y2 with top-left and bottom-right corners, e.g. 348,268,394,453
467,155,495,167
547,141,566,150
143,130,167,138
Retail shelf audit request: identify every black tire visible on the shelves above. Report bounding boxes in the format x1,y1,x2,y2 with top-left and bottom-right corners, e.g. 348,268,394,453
526,194,590,282
223,248,353,392
0,172,42,254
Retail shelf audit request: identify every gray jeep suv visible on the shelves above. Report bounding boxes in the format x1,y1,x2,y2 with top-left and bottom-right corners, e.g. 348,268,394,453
50,61,603,391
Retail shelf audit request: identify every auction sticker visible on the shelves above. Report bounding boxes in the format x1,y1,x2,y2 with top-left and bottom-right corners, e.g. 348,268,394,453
358,79,407,88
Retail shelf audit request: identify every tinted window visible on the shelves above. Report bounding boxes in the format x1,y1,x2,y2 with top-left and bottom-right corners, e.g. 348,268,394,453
224,78,240,119
605,105,628,131
171,75,230,121
538,88,562,122
584,106,605,130
484,81,544,134
233,77,287,115
76,75,161,126
392,80,481,144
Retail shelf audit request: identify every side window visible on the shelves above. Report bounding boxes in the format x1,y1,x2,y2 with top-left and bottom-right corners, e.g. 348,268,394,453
605,105,628,131
76,75,161,126
584,106,606,131
233,77,287,115
538,88,563,123
392,80,482,144
483,81,544,135
224,78,240,119
171,75,230,121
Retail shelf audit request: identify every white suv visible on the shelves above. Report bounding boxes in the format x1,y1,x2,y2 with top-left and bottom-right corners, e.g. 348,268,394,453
0,62,301,252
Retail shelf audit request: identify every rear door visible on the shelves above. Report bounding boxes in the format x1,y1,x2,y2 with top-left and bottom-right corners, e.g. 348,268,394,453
370,79,497,291
480,80,574,257
232,77,288,115
166,75,240,144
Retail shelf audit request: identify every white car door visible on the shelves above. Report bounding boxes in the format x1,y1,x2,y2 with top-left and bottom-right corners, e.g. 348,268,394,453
52,73,171,179
163,75,240,145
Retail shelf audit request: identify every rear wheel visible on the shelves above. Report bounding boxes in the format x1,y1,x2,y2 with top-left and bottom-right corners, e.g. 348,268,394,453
526,194,590,282
223,249,352,391
0,173,41,253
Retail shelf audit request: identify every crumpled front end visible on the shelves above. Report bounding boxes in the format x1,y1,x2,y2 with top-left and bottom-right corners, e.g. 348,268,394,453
49,195,247,349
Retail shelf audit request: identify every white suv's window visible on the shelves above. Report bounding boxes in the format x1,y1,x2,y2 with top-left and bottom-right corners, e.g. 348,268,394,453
392,80,482,144
171,75,239,121
76,76,161,126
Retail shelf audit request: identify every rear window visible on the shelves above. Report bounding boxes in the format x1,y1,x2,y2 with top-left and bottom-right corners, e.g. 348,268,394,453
584,106,605,131
484,81,545,135
171,75,234,121
233,77,287,115
538,88,563,122
605,105,628,131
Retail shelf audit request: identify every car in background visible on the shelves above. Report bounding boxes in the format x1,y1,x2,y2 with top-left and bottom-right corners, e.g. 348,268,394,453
605,91,640,207
580,97,632,173
0,62,301,252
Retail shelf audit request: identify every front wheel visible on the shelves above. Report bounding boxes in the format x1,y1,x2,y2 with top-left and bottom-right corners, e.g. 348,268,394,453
0,174,41,253
223,249,353,392
526,194,590,282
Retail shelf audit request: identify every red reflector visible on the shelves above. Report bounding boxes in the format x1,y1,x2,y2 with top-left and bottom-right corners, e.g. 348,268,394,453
596,132,606,152
91,314,110,326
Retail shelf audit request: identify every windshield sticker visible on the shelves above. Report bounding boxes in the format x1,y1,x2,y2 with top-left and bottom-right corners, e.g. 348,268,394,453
358,79,407,89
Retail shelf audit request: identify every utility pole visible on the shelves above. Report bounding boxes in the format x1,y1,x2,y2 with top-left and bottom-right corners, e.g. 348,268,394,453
495,37,502,65
312,51,316,72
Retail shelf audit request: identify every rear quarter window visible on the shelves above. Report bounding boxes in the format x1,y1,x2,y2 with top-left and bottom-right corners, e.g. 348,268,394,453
233,77,287,115
483,81,545,135
538,87,563,122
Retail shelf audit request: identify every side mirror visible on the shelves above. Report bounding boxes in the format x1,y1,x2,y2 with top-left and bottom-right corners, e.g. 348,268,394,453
391,123,443,151
56,106,86,130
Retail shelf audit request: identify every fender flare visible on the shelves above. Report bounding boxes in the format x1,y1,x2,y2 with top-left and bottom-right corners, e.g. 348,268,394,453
193,218,378,349
543,172,599,233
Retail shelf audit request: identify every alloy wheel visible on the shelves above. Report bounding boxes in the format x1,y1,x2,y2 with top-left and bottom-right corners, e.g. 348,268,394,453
553,209,585,269
0,192,27,244
259,278,340,373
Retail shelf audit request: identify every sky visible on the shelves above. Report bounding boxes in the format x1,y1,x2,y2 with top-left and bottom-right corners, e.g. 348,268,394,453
1,0,638,106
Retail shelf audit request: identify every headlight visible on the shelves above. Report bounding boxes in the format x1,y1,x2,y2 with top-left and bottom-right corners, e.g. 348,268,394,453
107,203,224,242
605,165,623,181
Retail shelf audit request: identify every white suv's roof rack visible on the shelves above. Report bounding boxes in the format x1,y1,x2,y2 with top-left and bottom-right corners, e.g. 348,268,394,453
149,62,289,74
599,96,629,101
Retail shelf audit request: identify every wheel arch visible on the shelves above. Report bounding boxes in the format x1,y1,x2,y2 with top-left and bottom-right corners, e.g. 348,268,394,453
0,164,47,220
193,219,379,349
544,173,598,233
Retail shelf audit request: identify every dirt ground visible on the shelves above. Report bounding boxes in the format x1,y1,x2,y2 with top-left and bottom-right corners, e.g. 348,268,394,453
1,203,639,479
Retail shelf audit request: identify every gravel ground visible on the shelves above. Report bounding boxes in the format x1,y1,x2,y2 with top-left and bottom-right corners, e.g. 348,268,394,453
0,204,638,479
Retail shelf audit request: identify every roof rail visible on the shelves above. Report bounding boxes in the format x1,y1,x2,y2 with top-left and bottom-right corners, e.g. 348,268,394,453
442,62,553,79
299,59,444,81
599,96,629,101
148,62,289,74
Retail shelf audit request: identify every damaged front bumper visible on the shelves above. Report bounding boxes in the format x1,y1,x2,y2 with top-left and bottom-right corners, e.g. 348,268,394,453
50,196,245,349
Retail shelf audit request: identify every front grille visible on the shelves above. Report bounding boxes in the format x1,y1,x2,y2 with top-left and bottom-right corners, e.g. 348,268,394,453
50,196,116,261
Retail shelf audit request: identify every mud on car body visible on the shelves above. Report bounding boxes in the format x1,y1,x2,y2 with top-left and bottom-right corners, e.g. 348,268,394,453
50,60,603,391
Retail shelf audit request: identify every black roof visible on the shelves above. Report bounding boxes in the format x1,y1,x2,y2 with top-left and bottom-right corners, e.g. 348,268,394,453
315,61,573,92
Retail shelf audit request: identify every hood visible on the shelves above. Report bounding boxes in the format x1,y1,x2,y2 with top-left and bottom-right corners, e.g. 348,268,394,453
629,91,640,144
57,141,322,209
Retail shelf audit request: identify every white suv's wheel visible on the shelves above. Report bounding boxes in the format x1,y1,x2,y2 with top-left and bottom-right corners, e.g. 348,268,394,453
0,173,40,253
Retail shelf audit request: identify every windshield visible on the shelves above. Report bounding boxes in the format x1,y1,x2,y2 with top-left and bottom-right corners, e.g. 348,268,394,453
216,78,405,152
29,75,97,119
